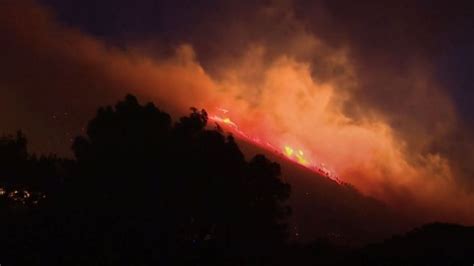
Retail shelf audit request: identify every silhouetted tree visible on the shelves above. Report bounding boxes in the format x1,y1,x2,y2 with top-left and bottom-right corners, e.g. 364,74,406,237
58,94,290,265
0,131,63,207
0,132,68,266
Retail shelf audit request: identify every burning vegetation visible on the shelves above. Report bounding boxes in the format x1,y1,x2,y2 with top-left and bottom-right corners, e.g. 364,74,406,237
209,108,341,183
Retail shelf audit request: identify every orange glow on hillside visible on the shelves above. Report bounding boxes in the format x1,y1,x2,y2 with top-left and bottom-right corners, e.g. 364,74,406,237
209,109,342,183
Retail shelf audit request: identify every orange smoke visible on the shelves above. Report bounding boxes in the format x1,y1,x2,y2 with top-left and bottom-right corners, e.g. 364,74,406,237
203,51,473,223
1,0,473,225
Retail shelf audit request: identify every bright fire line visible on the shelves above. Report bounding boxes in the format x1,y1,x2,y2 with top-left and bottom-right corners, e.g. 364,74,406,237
208,109,342,184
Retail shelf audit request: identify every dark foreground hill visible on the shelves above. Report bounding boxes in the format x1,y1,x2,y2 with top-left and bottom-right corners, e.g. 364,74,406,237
237,139,410,245
353,223,474,265
277,223,474,266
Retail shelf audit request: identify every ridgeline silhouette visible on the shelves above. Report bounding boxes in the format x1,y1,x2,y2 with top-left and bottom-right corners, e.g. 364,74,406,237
0,95,290,265
0,95,473,265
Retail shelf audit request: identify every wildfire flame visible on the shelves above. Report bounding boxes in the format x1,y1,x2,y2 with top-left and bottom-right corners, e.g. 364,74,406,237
208,115,238,128
209,108,342,183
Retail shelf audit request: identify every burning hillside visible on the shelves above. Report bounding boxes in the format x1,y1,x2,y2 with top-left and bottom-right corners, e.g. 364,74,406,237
209,108,341,184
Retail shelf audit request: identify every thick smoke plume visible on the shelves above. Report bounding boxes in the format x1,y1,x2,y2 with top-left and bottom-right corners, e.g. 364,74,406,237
1,0,473,224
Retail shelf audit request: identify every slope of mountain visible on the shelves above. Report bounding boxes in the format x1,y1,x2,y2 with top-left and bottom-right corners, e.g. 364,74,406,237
235,138,412,245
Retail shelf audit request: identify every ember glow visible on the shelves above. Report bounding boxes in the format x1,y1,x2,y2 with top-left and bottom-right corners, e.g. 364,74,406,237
210,109,342,184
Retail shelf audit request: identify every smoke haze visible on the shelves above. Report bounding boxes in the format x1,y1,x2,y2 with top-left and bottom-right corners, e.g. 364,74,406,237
1,0,474,225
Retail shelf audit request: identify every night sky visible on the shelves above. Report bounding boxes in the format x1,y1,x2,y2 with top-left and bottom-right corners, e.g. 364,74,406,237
1,0,474,224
